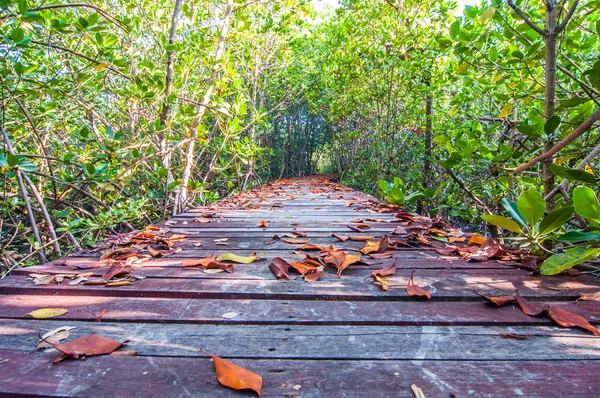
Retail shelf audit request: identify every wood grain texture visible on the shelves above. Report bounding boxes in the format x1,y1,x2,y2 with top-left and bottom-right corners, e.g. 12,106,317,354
1,175,599,397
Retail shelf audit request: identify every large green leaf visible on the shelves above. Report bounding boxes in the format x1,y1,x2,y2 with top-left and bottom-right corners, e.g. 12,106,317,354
480,215,523,234
544,115,561,136
517,189,546,226
557,231,600,243
538,206,573,235
573,186,600,223
540,248,600,275
550,166,596,185
501,198,526,227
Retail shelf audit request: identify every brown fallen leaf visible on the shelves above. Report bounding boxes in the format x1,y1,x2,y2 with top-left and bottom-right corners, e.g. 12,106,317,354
415,234,431,246
500,332,530,340
473,291,516,307
38,333,129,363
269,257,290,279
194,217,212,223
203,350,263,397
256,220,268,228
105,281,133,287
102,264,132,281
372,260,397,277
391,226,408,235
331,233,350,242
304,266,325,282
348,224,372,232
282,238,309,244
348,235,375,241
299,244,326,251
290,262,318,275
548,306,600,336
368,252,394,259
182,253,216,268
406,270,431,299
514,290,546,316
291,230,307,237
576,292,600,302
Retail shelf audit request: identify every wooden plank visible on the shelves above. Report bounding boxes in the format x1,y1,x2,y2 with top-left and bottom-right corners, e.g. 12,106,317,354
2,268,598,301
1,319,598,361
0,349,598,397
1,295,598,326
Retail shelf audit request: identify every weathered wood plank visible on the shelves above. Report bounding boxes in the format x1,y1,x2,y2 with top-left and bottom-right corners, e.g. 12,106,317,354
1,320,598,361
1,295,598,325
0,350,596,398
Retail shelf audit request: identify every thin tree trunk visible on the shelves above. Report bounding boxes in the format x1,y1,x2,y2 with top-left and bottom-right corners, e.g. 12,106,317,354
175,0,233,214
543,0,558,210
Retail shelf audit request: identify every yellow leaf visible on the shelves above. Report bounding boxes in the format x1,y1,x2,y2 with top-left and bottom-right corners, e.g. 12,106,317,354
584,165,595,175
94,63,107,70
449,106,458,117
455,63,469,73
217,252,265,264
480,7,496,24
25,308,69,319
499,103,513,118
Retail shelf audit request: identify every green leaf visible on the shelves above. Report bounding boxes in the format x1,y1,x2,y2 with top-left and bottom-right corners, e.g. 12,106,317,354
217,252,265,263
539,206,573,235
6,154,18,167
480,7,496,23
378,179,389,192
557,231,600,243
516,122,540,137
517,189,546,226
450,20,460,39
573,186,600,223
0,154,8,168
18,0,28,15
556,97,591,111
540,248,600,275
544,115,561,136
11,28,25,43
550,166,596,184
480,215,523,234
501,198,526,227
489,46,498,62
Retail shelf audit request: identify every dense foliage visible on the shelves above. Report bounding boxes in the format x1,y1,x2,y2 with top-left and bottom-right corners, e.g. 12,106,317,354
1,0,600,274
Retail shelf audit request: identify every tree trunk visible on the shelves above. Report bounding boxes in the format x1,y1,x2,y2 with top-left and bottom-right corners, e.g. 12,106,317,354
543,0,558,210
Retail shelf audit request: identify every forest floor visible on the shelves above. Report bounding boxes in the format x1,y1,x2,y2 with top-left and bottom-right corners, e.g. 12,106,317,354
0,175,599,397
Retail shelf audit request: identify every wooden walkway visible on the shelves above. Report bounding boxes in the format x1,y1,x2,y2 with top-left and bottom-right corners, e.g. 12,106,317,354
1,175,600,397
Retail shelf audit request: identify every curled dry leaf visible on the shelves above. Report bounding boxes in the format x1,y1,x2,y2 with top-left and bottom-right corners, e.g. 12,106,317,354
299,244,326,251
291,230,307,237
474,291,516,307
105,280,133,287
548,306,600,336
360,241,380,255
282,238,309,244
514,290,546,316
500,332,530,340
415,234,431,246
348,235,375,241
304,266,325,282
25,308,69,319
406,270,431,299
204,351,262,397
468,234,486,245
372,274,389,291
331,233,349,242
256,220,268,228
217,252,265,264
372,260,397,278
290,262,318,275
269,257,291,279
182,254,216,267
577,292,600,302
102,264,132,281
368,252,394,259
348,224,372,232
35,326,75,351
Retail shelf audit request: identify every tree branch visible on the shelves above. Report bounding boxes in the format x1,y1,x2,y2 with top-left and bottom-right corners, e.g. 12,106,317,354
556,0,580,33
514,108,600,174
506,0,547,36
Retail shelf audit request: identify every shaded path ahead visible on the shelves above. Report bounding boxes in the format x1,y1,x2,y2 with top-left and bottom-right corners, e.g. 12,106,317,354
1,175,600,396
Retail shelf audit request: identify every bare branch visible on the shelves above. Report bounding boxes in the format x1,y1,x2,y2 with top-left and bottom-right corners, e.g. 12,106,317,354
506,0,547,36
514,108,600,174
557,0,580,33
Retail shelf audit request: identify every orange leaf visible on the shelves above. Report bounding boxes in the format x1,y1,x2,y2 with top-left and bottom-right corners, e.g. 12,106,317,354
514,290,546,316
548,306,600,336
208,352,263,397
372,260,397,277
331,233,349,242
368,252,394,259
256,220,269,228
182,253,216,268
406,270,431,299
282,238,309,244
468,234,486,245
348,235,375,241
290,262,318,275
474,290,516,307
372,274,389,291
360,241,380,254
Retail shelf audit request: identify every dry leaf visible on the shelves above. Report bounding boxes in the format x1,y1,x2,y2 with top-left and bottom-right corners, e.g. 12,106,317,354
576,292,600,302
372,260,397,277
368,252,394,259
35,326,76,350
406,270,431,299
548,306,600,336
500,332,530,340
182,254,216,268
102,264,132,281
25,308,69,319
468,234,486,245
41,334,129,362
256,220,268,228
514,290,546,316
205,351,262,397
282,238,309,244
348,235,375,241
269,257,290,279
331,234,349,242
290,262,318,275
372,274,389,291
474,291,516,307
